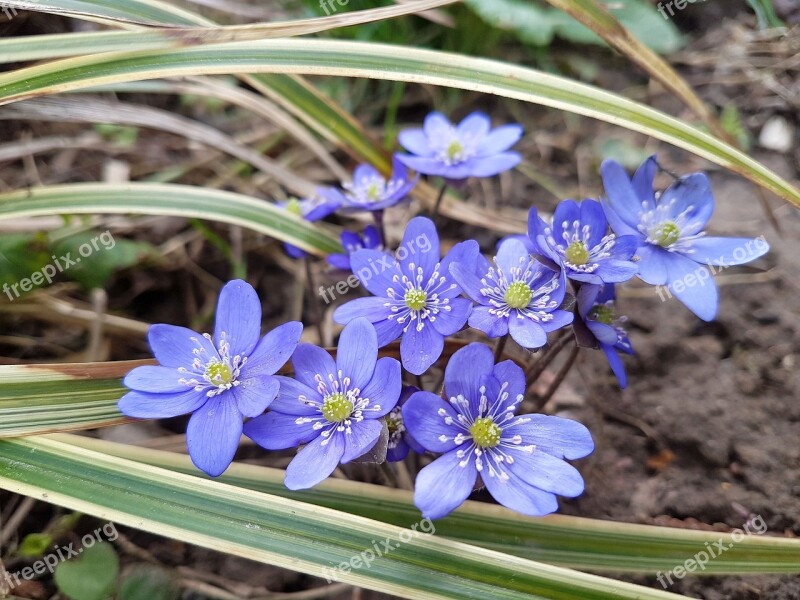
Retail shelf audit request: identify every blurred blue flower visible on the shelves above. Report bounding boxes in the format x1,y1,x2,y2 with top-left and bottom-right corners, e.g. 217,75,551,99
334,157,418,211
450,238,573,349
281,189,342,259
528,199,639,285
402,343,594,519
333,216,478,375
243,318,402,490
385,385,426,462
397,111,523,180
327,225,383,272
119,280,302,477
601,156,770,320
575,284,633,389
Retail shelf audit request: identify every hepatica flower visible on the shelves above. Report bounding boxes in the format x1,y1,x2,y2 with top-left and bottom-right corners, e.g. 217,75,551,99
119,280,302,477
337,157,418,211
450,238,573,349
397,111,523,180
327,225,383,272
601,156,769,320
333,216,478,375
281,189,342,259
385,385,425,462
575,284,633,389
402,344,594,519
528,199,639,285
244,318,401,490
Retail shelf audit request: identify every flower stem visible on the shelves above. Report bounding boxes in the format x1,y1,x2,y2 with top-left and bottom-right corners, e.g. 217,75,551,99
493,335,508,363
373,209,386,246
303,257,325,345
525,330,572,386
532,345,579,411
430,181,448,225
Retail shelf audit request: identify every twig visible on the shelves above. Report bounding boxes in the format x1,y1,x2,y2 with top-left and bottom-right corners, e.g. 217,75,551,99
532,346,579,411
524,331,572,385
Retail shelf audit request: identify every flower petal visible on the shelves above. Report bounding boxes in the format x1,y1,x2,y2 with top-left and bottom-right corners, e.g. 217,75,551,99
147,324,213,369
400,321,444,375
214,279,261,357
664,252,718,321
414,450,478,519
124,365,185,393
402,390,460,453
456,111,491,139
495,237,527,275
348,249,399,298
631,155,658,204
186,394,242,477
423,111,452,138
397,130,432,156
466,153,521,177
508,316,548,349
118,389,206,419
505,414,594,460
271,375,320,415
476,124,523,155
284,432,345,490
467,306,509,338
661,173,714,231
506,446,586,497
682,236,769,266
444,343,494,406
359,357,402,418
291,343,337,390
450,260,489,304
601,343,628,388
482,466,559,517
242,321,303,378
540,309,574,334
231,374,279,417
491,360,526,401
634,244,669,285
342,419,384,463
398,216,439,278
579,199,609,247
336,318,378,390
431,297,472,336
439,239,480,283
593,258,639,283
243,411,320,450
333,297,390,327
372,317,406,347
600,160,643,235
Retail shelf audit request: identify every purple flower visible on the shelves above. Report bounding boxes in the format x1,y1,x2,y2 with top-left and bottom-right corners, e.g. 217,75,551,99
119,280,302,477
243,318,401,490
601,156,770,321
528,199,639,286
402,343,594,519
333,216,478,375
386,386,426,462
450,238,573,349
334,157,418,211
575,284,633,389
327,225,383,272
397,112,523,180
281,189,342,259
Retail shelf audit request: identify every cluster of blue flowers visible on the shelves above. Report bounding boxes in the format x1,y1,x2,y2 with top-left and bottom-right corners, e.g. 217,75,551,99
120,111,769,520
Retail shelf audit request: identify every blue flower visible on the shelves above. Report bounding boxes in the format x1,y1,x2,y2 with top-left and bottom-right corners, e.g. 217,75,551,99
450,238,573,349
575,284,633,389
386,386,426,462
402,343,594,519
281,189,342,259
601,156,770,321
119,280,302,477
335,157,418,211
528,199,639,285
333,216,478,375
243,318,402,490
397,111,523,180
327,225,383,272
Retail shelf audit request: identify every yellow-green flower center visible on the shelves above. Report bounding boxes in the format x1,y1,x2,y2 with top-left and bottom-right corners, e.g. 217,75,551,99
654,221,680,247
470,417,502,448
504,281,532,309
565,241,590,265
322,392,353,423
366,182,382,201
285,198,302,217
589,304,615,325
446,139,464,161
205,362,233,385
405,289,428,311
